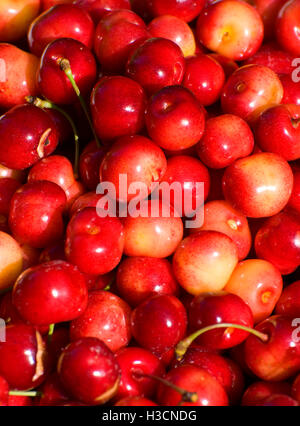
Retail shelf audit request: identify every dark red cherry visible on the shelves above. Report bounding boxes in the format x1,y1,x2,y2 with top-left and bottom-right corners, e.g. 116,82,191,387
115,396,158,406
37,373,70,406
242,381,292,406
0,178,21,215
0,376,9,406
0,105,59,170
276,280,300,317
74,0,132,23
79,141,107,190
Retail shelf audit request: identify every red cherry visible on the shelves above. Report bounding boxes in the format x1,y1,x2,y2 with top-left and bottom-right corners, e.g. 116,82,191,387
37,373,70,406
58,337,121,405
28,4,95,56
276,0,300,55
288,167,300,214
115,396,158,406
70,290,131,352
0,104,59,170
69,192,104,217
131,294,187,358
276,280,300,317
0,376,9,406
115,347,164,400
126,38,185,95
79,141,107,190
148,0,205,22
259,394,299,406
242,381,292,406
292,374,300,403
0,178,21,216
12,260,88,326
38,38,97,105
145,85,205,151
116,257,178,307
280,74,300,105
74,0,131,23
65,207,124,275
9,181,66,249
0,324,47,390
91,76,147,143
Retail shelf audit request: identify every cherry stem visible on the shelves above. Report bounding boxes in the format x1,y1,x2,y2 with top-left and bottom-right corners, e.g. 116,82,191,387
133,372,198,404
47,323,55,345
26,96,80,179
9,390,42,397
175,323,269,361
57,58,101,149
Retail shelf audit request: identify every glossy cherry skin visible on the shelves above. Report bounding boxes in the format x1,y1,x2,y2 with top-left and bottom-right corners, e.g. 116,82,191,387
260,394,299,406
0,178,21,216
221,65,283,122
115,396,158,406
0,105,59,170
188,292,254,350
196,0,263,61
0,324,47,390
58,337,121,405
276,0,300,55
65,207,124,275
122,199,184,258
148,15,196,58
183,55,225,106
148,0,205,22
0,376,8,406
9,181,66,249
159,155,210,218
69,192,104,217
116,257,178,307
254,104,300,161
126,38,185,96
242,381,292,406
12,260,88,326
222,153,294,218
38,38,97,105
37,373,70,406
115,347,164,400
173,231,238,296
41,0,74,10
255,209,300,274
225,259,283,324
209,53,238,78
242,42,294,75
94,9,149,73
280,74,300,106
156,365,229,406
28,4,95,57
131,294,187,358
91,76,146,143
100,135,167,202
197,114,254,169
79,141,107,190
245,315,300,381
70,290,131,352
276,281,300,317
74,0,131,22
0,44,39,110
192,200,251,260
174,349,244,405
28,155,84,209
146,85,205,151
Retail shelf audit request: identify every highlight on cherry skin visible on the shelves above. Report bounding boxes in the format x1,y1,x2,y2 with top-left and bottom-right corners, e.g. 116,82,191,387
0,0,299,409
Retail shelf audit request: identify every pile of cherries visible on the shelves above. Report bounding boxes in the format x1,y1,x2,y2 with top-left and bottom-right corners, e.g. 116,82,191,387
0,0,299,407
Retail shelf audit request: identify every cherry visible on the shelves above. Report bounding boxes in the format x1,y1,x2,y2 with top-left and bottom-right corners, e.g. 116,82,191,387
146,85,205,151
183,54,225,106
0,231,23,291
172,231,238,295
37,373,70,406
39,241,66,264
126,38,185,96
244,315,300,381
0,324,47,390
276,280,300,317
197,114,254,169
115,396,158,406
242,381,292,406
94,9,149,73
0,376,9,406
280,74,300,105
79,141,107,190
70,290,131,352
28,4,95,56
156,365,229,406
57,337,121,405
259,394,299,406
38,38,97,106
9,181,66,249
7,394,33,406
159,155,210,218
222,153,294,218
276,0,300,55
209,53,238,78
116,256,178,307
115,347,164,400
65,207,125,275
225,259,283,323
100,134,167,202
69,192,104,217
147,0,205,23
255,209,300,274
74,0,131,23
122,199,184,258
131,294,187,358
12,260,88,327
292,374,300,403
91,76,147,143
0,104,59,170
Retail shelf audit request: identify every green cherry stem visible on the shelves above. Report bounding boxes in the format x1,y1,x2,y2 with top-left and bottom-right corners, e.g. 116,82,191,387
47,323,55,345
57,58,101,149
9,390,42,397
175,323,269,361
26,96,80,179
